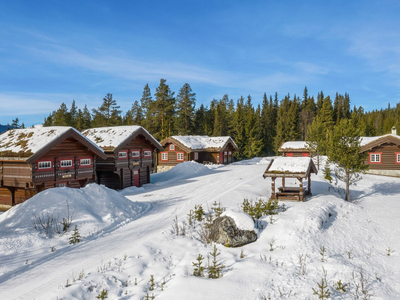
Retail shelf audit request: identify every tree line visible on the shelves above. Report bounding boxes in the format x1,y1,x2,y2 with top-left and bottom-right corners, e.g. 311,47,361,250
41,79,400,159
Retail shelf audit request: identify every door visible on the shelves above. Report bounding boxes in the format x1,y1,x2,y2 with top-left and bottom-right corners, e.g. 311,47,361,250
133,170,140,187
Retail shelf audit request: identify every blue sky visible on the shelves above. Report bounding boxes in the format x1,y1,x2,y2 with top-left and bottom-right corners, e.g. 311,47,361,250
1,0,400,126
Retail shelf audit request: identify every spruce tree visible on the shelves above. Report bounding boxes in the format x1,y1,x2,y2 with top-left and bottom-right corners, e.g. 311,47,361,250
192,254,205,277
92,93,121,127
124,100,143,125
69,225,81,244
208,244,225,279
176,83,196,135
153,79,175,139
140,83,154,132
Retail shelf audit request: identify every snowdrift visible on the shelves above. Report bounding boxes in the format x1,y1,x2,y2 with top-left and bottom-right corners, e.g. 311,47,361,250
0,184,147,239
151,161,214,183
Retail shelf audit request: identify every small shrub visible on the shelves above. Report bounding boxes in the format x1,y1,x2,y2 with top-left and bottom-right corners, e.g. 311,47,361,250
320,246,327,262
194,205,205,222
96,289,108,299
69,225,81,244
312,268,331,299
192,254,205,277
148,275,155,291
208,244,225,279
334,279,347,293
323,164,332,183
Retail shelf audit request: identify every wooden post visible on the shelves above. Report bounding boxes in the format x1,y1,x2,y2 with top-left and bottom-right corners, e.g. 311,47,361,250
8,187,16,206
299,178,303,201
282,177,285,188
308,172,311,196
271,177,276,199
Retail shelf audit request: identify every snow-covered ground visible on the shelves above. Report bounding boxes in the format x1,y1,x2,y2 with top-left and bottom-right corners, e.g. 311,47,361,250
0,158,399,299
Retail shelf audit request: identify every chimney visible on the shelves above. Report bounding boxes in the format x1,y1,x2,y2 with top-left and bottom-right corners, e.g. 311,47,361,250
392,126,397,135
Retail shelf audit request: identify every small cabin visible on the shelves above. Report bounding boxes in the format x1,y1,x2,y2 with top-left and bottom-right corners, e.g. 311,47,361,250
278,141,313,157
360,129,400,177
157,136,238,172
83,126,163,189
0,126,107,206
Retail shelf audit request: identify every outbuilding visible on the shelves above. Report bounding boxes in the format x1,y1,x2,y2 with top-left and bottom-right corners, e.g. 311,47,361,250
83,126,163,189
278,141,313,157
157,135,238,172
0,126,107,206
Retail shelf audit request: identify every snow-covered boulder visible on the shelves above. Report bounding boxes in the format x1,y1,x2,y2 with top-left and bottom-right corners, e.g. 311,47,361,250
210,210,257,247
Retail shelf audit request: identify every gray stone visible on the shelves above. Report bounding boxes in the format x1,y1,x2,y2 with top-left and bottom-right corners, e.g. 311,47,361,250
210,216,257,247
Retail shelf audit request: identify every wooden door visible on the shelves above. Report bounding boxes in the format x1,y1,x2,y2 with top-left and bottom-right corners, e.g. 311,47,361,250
133,170,140,187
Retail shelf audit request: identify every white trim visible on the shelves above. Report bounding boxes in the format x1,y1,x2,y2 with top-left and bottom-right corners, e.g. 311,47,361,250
38,161,52,169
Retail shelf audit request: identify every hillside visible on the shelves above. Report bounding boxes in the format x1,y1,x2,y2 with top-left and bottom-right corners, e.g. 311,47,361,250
0,159,399,299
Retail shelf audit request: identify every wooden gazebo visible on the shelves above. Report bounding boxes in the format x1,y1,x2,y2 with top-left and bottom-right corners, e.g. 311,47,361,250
263,157,318,201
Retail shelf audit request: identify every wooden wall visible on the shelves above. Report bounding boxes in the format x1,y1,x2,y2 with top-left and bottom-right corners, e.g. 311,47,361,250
364,144,400,170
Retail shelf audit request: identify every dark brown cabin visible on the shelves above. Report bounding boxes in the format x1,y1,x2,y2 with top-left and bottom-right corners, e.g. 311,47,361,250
82,126,163,189
360,130,400,177
0,126,107,206
157,136,238,172
278,141,314,157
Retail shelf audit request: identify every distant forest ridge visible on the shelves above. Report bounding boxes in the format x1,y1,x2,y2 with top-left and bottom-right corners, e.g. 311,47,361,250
6,81,400,158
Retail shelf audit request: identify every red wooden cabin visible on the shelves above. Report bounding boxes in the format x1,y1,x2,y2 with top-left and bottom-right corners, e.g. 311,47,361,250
82,126,163,189
278,141,313,157
157,136,238,172
0,126,107,206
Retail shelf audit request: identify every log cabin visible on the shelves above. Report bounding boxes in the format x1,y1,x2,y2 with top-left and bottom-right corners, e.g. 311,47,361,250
0,126,107,206
360,127,400,177
82,126,163,189
157,136,238,172
278,141,314,157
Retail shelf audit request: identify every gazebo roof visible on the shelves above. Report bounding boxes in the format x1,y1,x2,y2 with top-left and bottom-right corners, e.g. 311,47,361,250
263,157,318,178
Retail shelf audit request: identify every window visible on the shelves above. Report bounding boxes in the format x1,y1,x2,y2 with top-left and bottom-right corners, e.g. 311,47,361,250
169,144,175,151
60,160,73,168
228,151,232,156
144,150,152,157
224,151,228,156
161,152,168,161
302,152,309,157
118,151,128,159
80,158,91,166
38,161,52,169
194,152,199,160
369,152,382,163
177,152,184,161
286,152,294,157
132,150,140,158
396,153,400,163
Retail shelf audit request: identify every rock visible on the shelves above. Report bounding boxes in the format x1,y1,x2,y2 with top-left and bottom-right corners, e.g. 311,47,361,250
210,214,257,247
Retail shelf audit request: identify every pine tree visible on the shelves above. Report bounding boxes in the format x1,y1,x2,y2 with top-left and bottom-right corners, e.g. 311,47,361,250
140,83,154,132
208,244,225,279
69,100,78,128
176,83,196,135
92,93,122,127
53,103,70,126
193,104,207,135
153,79,175,139
328,119,369,201
69,225,81,244
124,100,143,125
11,117,20,129
192,254,205,277
233,96,247,159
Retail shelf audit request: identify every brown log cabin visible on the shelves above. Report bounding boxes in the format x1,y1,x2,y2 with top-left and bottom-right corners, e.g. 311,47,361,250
157,136,238,172
82,126,163,189
360,128,400,177
278,141,314,157
0,126,107,206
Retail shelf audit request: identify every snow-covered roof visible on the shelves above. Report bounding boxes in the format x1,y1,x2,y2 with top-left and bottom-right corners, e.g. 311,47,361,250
279,141,309,151
263,157,318,178
0,126,106,160
82,126,163,151
170,135,238,151
0,126,70,156
359,134,400,146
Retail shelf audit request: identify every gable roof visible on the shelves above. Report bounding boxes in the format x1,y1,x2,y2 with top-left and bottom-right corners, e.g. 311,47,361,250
82,126,163,153
160,136,239,152
278,141,312,152
360,134,400,152
0,125,107,162
263,157,318,178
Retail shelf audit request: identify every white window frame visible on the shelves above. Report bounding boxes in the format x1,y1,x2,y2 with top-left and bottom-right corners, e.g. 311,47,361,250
131,151,140,158
169,144,175,151
80,158,91,166
118,151,128,158
144,150,152,157
370,153,381,162
38,161,52,169
161,152,168,161
177,152,184,161
60,160,73,168
397,153,400,163
194,152,199,160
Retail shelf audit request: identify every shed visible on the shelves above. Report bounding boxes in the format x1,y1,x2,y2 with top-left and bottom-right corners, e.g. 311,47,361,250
158,135,238,172
0,126,107,206
278,141,314,157
263,157,318,201
83,126,163,189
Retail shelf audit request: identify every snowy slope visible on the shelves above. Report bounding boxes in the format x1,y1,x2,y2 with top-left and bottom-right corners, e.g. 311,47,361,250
0,159,399,299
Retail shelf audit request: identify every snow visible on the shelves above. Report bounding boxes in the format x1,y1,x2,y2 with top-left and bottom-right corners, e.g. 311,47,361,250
83,126,161,150
1,157,400,299
220,210,254,231
172,135,237,150
0,126,71,156
360,133,400,146
279,141,308,150
267,156,312,173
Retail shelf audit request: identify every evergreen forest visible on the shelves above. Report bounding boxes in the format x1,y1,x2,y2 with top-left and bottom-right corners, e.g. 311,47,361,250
38,79,400,160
